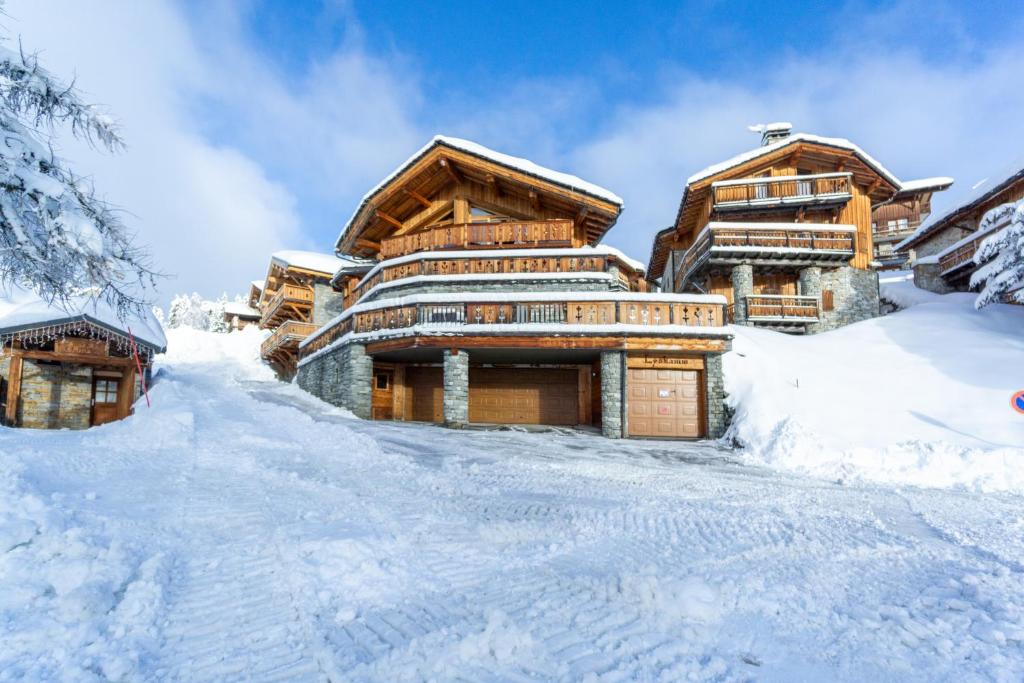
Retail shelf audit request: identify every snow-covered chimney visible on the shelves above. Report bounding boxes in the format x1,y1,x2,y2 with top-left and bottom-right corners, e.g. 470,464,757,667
748,122,793,146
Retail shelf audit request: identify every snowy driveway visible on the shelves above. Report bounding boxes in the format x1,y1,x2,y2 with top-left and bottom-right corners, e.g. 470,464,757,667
2,338,1022,681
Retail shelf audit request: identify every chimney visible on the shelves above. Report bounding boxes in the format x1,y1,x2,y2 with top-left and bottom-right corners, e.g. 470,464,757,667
748,122,793,146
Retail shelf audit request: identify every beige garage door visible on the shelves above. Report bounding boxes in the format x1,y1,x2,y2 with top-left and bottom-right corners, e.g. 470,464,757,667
627,368,702,438
405,367,443,423
469,368,578,425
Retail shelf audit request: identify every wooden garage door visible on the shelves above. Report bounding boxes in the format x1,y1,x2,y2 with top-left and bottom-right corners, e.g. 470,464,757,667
469,368,577,425
405,367,443,423
627,368,702,438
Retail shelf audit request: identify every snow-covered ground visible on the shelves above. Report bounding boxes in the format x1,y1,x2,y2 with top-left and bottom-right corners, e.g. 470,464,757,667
2,324,1023,681
725,275,1024,493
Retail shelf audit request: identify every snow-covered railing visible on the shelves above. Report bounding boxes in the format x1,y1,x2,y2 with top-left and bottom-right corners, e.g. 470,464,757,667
744,294,819,322
379,219,574,258
260,320,318,358
300,293,727,359
675,222,857,286
712,172,852,210
260,284,314,327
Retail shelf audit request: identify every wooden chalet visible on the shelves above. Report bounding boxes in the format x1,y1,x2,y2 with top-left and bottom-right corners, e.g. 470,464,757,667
649,123,949,333
297,136,731,440
223,300,261,331
896,159,1024,294
872,177,952,270
0,296,165,429
256,251,349,378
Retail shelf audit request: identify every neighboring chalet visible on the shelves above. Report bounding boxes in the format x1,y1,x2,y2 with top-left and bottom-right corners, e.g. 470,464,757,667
0,296,165,429
297,136,731,440
896,157,1024,294
648,123,949,333
223,300,261,330
256,251,351,377
872,177,953,269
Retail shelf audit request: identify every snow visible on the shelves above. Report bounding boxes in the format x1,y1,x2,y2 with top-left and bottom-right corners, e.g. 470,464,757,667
270,250,348,276
725,284,1024,493
336,136,623,249
222,300,259,318
0,291,167,351
899,176,955,193
250,279,264,291
1,325,1022,680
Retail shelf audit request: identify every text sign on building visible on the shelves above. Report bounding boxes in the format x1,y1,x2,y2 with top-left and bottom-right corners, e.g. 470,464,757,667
626,353,705,371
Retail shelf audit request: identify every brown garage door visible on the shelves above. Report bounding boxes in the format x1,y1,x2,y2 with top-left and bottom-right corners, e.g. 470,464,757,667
469,368,578,425
405,367,443,423
627,368,702,438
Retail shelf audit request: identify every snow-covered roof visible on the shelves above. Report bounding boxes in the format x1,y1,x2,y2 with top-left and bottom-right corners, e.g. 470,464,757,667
270,250,346,275
896,155,1024,251
250,280,264,291
899,177,954,193
0,294,167,352
336,136,623,248
686,132,903,188
223,301,260,318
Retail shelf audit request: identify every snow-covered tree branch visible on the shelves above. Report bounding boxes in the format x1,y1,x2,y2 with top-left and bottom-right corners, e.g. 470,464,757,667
971,199,1024,308
0,34,157,318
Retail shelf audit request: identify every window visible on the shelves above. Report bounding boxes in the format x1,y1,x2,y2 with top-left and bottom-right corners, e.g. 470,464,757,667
796,168,813,196
93,379,118,404
375,374,389,390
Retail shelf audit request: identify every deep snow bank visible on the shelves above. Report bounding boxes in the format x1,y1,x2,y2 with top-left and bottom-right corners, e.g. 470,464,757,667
724,278,1024,493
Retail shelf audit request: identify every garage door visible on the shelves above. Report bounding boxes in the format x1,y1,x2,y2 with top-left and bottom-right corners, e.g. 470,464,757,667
405,367,443,423
469,368,578,425
627,368,702,438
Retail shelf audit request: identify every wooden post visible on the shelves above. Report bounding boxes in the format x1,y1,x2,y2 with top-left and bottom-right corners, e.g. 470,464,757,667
116,365,137,420
5,350,23,426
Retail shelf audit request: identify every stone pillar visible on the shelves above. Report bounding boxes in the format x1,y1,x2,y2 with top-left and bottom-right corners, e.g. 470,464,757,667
730,264,753,325
600,351,624,439
345,343,373,420
703,353,729,439
798,266,823,334
443,349,469,428
312,282,345,327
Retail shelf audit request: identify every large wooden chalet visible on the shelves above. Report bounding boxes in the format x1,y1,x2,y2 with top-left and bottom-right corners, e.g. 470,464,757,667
297,136,731,439
648,123,949,333
897,158,1024,294
0,297,165,429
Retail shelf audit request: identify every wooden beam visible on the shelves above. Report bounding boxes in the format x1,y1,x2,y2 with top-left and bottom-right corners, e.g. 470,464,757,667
365,334,728,355
375,209,404,230
529,190,540,210
484,173,504,197
867,178,882,195
439,157,463,184
402,187,432,208
116,365,136,420
356,238,381,251
4,351,22,426
17,349,136,366
453,197,470,223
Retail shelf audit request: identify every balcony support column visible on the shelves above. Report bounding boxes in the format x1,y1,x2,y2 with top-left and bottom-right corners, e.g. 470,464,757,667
600,351,624,439
443,349,469,428
730,264,754,325
799,266,823,334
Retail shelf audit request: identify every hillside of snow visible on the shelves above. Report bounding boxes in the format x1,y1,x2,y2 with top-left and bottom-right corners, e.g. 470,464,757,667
724,275,1024,493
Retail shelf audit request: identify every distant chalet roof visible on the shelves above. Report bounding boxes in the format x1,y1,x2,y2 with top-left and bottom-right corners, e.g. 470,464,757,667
896,156,1024,251
0,295,167,352
223,301,260,318
270,250,347,276
250,279,264,291
335,136,624,253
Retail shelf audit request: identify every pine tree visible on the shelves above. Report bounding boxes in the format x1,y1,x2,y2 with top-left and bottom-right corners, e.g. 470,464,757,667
0,27,156,316
207,293,230,333
971,199,1024,308
166,292,209,330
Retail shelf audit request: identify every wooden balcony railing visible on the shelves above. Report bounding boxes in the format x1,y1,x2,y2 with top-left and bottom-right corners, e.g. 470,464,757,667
260,283,314,327
712,172,852,211
300,296,725,359
379,219,575,258
260,320,318,358
939,240,980,276
744,295,819,321
675,223,856,286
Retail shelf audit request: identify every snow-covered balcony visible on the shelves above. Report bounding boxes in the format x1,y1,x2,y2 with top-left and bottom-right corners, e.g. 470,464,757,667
260,320,318,362
676,221,857,285
742,294,819,325
299,292,729,362
711,172,853,212
379,219,575,259
259,284,314,328
937,216,1008,280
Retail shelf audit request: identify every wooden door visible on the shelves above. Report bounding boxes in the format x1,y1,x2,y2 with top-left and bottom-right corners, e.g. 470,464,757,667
91,377,120,426
469,368,577,425
371,368,394,420
627,369,702,438
405,367,443,423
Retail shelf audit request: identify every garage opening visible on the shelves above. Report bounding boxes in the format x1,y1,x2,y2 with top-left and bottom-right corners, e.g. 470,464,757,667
627,368,703,438
469,367,579,425
404,366,443,423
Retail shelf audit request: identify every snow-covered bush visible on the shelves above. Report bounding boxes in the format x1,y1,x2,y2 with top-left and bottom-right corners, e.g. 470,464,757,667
971,199,1024,308
0,27,156,316
166,292,241,332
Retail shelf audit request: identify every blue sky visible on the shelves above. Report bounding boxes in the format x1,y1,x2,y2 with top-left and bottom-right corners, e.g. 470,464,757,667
7,0,1024,304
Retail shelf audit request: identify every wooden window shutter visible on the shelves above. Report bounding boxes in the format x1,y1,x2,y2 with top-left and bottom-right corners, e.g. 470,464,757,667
822,289,835,311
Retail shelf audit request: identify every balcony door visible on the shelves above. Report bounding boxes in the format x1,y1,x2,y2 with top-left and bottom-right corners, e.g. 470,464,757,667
796,168,814,196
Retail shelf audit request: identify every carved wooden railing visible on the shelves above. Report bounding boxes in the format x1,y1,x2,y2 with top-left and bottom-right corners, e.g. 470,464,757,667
261,320,318,357
675,223,856,286
300,297,725,359
379,219,574,258
939,239,982,275
745,295,819,321
260,284,314,327
712,172,852,209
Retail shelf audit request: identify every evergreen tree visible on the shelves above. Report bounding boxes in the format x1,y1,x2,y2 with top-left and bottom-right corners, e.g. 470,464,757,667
971,199,1024,308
